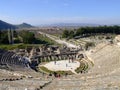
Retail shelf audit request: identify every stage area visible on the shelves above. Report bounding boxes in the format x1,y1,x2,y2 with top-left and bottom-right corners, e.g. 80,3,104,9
42,60,80,74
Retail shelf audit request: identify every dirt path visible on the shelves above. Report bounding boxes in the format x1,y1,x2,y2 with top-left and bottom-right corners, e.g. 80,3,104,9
39,31,79,48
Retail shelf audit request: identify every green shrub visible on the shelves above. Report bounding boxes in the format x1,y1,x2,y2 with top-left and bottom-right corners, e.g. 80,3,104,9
85,42,95,50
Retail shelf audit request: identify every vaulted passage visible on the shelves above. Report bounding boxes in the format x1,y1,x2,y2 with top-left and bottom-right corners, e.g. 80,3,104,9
33,52,84,64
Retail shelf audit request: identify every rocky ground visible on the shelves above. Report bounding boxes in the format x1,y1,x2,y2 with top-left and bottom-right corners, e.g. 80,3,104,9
0,68,52,90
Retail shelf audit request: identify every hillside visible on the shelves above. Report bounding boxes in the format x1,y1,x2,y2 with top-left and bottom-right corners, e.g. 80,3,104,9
0,20,16,30
0,20,34,30
16,23,34,28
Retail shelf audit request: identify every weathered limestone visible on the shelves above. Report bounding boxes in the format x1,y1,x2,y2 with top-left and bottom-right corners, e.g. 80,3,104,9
0,49,30,70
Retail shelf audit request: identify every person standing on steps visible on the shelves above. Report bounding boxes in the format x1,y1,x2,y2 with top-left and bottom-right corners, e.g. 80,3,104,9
65,73,68,77
54,60,56,65
66,63,68,67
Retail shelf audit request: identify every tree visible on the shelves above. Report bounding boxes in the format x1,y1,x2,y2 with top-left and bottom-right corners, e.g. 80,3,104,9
0,31,9,44
85,42,95,50
69,30,74,38
19,31,35,44
62,30,69,38
75,25,120,37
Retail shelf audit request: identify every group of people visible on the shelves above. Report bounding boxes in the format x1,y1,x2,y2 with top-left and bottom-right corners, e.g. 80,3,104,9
42,72,68,79
54,57,75,66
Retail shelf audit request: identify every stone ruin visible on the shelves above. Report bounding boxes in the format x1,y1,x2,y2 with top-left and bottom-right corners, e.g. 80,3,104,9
13,45,80,60
0,49,30,70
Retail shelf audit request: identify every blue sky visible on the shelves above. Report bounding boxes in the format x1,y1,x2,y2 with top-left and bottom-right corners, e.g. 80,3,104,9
0,0,120,25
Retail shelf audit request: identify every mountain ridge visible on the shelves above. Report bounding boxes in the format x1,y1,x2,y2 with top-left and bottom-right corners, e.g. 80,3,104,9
0,20,34,30
15,22,34,29
0,20,16,30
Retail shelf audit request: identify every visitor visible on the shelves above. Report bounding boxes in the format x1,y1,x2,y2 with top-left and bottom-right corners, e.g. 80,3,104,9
71,57,74,63
42,72,45,77
69,58,71,63
66,64,68,67
53,72,57,77
65,73,68,77
54,60,56,65
49,73,52,76
69,57,71,63
58,74,61,78
81,71,83,74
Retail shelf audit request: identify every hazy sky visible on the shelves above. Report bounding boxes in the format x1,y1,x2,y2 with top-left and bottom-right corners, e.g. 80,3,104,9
0,0,120,25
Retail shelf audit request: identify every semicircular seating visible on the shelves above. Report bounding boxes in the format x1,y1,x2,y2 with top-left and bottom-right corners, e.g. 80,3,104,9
0,49,30,70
